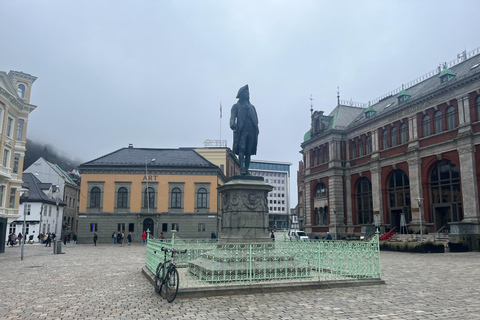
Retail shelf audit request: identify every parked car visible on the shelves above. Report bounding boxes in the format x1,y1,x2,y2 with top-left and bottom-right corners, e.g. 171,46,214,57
288,229,309,240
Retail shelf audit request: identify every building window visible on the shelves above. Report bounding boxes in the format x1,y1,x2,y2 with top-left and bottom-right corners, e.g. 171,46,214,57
358,139,364,157
90,187,101,208
198,223,205,232
129,223,134,232
90,223,98,232
446,106,456,130
16,119,24,141
430,160,462,231
6,117,13,138
434,110,443,133
391,127,398,147
117,187,129,208
388,169,411,226
143,187,155,209
0,185,5,207
382,130,389,149
197,188,207,208
17,84,26,99
356,178,373,225
3,149,10,167
162,223,168,232
8,188,16,208
351,141,356,159
315,206,329,226
476,96,480,121
312,149,317,166
118,223,125,232
400,123,408,144
315,183,327,197
171,187,182,208
24,204,31,215
366,136,371,154
12,154,20,173
323,146,328,162
422,115,431,137
172,223,179,231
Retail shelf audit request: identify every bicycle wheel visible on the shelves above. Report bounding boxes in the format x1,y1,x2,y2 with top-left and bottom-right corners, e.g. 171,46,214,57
154,263,165,294
165,267,179,303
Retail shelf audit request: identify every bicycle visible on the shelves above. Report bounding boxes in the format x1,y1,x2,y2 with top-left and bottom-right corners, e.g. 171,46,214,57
154,246,187,303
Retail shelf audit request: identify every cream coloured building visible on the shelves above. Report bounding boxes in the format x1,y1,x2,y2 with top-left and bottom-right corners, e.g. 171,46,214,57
0,71,37,252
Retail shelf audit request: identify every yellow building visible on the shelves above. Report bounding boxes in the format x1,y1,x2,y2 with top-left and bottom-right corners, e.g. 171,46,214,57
77,145,230,243
0,71,37,252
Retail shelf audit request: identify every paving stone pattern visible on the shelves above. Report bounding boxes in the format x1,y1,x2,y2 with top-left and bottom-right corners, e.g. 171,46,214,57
1,242,479,319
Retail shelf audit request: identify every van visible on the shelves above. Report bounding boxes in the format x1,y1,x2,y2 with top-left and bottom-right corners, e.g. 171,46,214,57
288,229,309,241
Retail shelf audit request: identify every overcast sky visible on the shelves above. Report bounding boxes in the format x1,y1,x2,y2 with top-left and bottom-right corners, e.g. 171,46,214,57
1,0,480,207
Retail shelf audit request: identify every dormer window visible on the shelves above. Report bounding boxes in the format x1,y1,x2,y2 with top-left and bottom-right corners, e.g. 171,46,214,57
17,84,26,99
439,63,456,84
397,84,411,103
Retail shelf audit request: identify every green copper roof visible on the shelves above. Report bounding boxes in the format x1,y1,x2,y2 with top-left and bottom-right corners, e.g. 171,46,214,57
364,102,376,114
439,68,455,78
303,129,311,141
397,84,411,99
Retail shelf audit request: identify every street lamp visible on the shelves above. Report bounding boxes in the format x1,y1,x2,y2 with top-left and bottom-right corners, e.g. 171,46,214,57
417,198,423,242
20,188,29,261
145,157,156,213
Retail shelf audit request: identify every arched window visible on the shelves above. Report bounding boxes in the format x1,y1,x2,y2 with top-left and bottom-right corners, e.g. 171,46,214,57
117,187,128,208
446,106,456,130
476,96,480,121
358,139,364,157
391,127,398,147
430,160,462,231
315,183,327,197
382,130,389,149
356,177,373,224
366,136,372,154
90,187,101,208
388,170,411,227
143,187,155,209
171,187,182,208
17,84,25,99
197,188,207,208
422,115,431,137
434,110,443,133
351,141,356,158
400,123,408,144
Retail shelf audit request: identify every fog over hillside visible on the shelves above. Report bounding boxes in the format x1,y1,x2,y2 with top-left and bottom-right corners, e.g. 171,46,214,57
24,138,83,173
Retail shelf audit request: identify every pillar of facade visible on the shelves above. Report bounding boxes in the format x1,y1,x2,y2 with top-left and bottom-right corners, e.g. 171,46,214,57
370,164,383,225
457,95,471,126
458,145,479,223
345,174,352,231
329,175,345,236
407,156,423,225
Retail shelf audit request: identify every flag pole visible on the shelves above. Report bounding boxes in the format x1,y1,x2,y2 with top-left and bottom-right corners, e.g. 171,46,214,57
220,102,222,145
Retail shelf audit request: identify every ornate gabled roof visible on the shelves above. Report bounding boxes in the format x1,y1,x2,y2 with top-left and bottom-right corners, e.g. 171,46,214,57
20,173,66,206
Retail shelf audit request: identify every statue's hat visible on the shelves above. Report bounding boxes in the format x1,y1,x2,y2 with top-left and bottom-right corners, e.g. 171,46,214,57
236,85,249,99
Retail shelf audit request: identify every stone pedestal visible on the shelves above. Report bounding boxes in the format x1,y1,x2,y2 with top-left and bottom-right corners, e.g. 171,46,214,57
218,176,273,242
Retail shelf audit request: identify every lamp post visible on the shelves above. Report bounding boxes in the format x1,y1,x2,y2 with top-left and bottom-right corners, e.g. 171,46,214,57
417,198,423,242
145,157,156,214
20,188,29,261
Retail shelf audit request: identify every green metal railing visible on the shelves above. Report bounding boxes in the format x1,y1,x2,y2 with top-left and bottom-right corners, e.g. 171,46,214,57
146,230,381,289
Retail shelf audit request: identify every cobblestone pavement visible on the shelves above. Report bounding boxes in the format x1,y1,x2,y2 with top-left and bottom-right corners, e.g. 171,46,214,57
1,242,479,319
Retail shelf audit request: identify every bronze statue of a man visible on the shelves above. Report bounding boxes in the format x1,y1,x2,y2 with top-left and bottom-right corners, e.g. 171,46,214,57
230,85,259,175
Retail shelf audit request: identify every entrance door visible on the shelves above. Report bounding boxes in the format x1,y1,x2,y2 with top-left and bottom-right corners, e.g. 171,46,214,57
143,218,154,236
390,209,403,232
434,205,451,232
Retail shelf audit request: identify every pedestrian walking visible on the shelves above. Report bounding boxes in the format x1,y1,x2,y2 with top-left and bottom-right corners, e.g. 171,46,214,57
127,233,132,245
73,234,77,245
45,233,52,247
211,231,217,242
18,233,23,245
117,232,123,244
326,232,332,241
271,230,275,242
93,233,98,246
141,231,147,245
63,234,67,246
112,232,117,244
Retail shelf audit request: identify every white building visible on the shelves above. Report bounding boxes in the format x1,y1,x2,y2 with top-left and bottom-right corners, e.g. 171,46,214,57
11,173,66,242
249,160,292,230
24,157,80,236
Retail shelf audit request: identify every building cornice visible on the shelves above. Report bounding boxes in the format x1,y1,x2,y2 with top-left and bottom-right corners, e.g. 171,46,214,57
0,86,37,114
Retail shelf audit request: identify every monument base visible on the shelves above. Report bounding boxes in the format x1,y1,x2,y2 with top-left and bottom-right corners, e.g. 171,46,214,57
218,176,273,243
